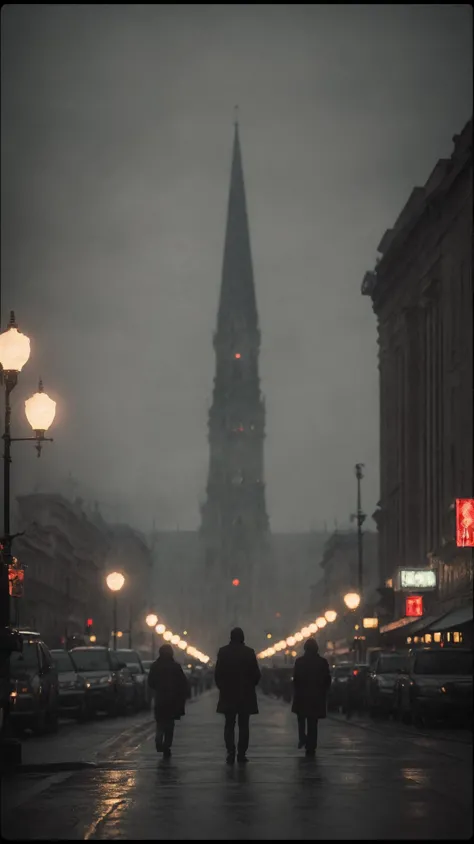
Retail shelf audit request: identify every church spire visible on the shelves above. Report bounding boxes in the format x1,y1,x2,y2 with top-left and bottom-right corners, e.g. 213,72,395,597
216,117,258,338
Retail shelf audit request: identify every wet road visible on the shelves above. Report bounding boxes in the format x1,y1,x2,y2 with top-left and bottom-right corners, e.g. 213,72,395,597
2,690,472,840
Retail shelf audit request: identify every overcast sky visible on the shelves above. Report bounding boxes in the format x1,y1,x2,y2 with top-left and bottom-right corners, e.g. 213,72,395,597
1,4,472,532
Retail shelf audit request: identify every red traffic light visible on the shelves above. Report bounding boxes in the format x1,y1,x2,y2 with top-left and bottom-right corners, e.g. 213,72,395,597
86,618,93,628
232,578,240,587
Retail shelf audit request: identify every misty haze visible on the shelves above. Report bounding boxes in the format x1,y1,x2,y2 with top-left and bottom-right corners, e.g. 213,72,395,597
0,4,472,842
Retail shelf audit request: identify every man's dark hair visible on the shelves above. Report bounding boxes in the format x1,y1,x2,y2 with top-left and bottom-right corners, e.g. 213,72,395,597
159,643,174,659
230,627,245,643
303,637,319,653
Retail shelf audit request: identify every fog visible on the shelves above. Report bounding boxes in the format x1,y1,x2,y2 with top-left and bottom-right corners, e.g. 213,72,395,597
1,4,472,532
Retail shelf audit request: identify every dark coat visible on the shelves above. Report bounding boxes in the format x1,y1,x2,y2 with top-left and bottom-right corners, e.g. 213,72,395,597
291,652,331,719
215,642,261,715
148,656,189,721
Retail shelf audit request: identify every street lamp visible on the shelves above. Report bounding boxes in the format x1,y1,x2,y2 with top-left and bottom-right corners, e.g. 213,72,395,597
0,312,57,769
316,617,327,629
106,572,125,650
155,623,165,635
344,592,361,611
146,613,158,659
324,610,337,623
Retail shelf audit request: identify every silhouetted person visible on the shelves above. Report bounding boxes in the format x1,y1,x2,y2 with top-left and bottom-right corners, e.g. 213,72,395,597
292,638,331,757
148,644,189,758
215,627,261,764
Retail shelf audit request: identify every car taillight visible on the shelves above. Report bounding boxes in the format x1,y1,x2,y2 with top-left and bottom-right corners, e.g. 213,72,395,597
353,670,359,676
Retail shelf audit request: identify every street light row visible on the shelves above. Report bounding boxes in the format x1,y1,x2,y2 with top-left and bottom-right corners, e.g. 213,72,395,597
105,577,210,663
257,593,362,660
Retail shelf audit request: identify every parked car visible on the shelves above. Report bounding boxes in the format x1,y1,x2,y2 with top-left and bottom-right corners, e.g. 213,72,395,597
367,652,408,717
327,664,352,712
393,647,472,727
10,631,59,735
69,646,135,716
50,649,89,721
344,664,370,716
115,649,150,711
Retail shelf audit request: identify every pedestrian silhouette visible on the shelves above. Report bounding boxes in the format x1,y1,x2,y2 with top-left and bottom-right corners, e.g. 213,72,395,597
147,643,190,758
215,627,261,765
291,638,331,756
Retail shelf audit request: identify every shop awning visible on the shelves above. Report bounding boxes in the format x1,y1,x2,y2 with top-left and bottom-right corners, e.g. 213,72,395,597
427,606,473,632
380,615,441,636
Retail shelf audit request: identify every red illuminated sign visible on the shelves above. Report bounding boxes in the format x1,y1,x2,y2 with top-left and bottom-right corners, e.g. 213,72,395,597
405,595,423,617
456,498,474,547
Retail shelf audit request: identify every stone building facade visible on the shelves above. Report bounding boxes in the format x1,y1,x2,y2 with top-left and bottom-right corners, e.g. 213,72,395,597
362,118,473,636
12,494,154,650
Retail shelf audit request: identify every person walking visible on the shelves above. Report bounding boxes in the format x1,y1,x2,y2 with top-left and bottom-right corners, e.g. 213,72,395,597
147,643,189,758
291,638,331,757
215,627,261,765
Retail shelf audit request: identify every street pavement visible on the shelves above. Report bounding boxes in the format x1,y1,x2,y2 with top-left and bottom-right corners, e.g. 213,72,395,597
2,689,472,840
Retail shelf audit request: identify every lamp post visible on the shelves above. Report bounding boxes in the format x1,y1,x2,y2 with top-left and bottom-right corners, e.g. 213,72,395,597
106,572,125,650
353,463,366,661
0,312,57,768
146,613,158,659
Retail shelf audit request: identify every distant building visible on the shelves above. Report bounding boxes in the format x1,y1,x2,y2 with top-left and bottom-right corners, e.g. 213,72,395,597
306,528,379,656
13,494,110,647
12,494,153,650
362,118,473,645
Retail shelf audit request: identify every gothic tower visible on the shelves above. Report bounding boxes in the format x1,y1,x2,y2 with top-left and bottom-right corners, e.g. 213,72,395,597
199,120,270,651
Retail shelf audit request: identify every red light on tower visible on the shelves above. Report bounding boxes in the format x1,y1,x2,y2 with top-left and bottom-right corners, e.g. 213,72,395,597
234,353,241,359
232,578,240,587
456,498,474,547
405,596,423,617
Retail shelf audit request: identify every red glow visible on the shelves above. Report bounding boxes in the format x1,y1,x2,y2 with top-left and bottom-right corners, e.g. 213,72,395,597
275,612,281,618
87,618,93,627
456,498,474,547
405,596,423,617
353,669,359,676
232,578,240,587
234,353,241,359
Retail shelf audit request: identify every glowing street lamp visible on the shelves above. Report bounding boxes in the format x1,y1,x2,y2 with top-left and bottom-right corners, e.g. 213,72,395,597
344,592,361,611
106,572,125,651
316,617,327,629
146,613,159,659
163,630,173,642
171,634,180,645
286,636,296,647
155,623,165,635
294,632,303,642
324,610,337,623
308,623,318,634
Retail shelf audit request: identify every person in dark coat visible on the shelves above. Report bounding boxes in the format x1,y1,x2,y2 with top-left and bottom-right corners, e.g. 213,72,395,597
215,627,261,765
291,638,331,756
147,644,189,758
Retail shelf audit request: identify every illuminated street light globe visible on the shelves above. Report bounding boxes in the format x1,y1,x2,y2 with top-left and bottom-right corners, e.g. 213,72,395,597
294,632,303,642
0,313,31,372
187,646,196,656
163,630,173,641
155,623,165,635
308,623,318,634
301,626,310,637
344,592,361,611
286,636,296,647
106,572,125,592
178,640,187,650
267,647,275,656
316,617,327,629
171,634,180,645
146,613,158,628
325,610,337,623
277,640,287,650
25,380,56,433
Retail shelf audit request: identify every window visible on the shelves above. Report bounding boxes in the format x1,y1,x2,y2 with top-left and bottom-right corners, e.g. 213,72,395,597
71,649,111,671
10,643,39,674
52,651,76,673
414,650,472,675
